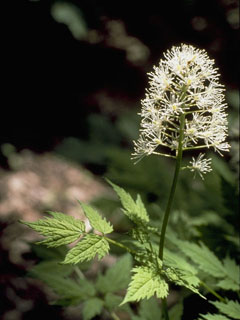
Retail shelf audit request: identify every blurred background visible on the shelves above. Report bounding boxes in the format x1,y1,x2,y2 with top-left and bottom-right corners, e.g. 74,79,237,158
1,0,239,319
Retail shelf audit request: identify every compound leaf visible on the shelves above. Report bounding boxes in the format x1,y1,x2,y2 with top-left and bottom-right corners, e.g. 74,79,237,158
20,212,85,248
62,234,109,264
120,266,168,305
80,202,113,234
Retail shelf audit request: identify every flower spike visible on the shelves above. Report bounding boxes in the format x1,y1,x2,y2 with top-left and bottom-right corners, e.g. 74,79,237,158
132,44,230,178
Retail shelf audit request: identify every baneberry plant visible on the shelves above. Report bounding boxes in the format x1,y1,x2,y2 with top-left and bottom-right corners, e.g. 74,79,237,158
21,44,239,320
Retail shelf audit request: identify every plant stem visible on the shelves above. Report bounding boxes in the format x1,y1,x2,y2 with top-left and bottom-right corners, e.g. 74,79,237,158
159,113,185,260
111,311,120,320
159,113,185,320
200,281,226,303
74,266,85,280
104,236,137,255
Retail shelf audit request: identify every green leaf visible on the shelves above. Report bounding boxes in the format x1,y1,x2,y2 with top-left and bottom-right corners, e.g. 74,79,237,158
211,300,240,319
20,212,85,248
82,297,104,320
120,266,168,305
104,293,123,311
62,234,109,264
80,202,113,234
31,243,68,260
29,260,73,278
169,301,184,320
107,179,149,224
96,254,132,294
135,194,149,223
138,298,161,320
29,268,95,305
130,226,150,245
198,313,231,320
164,248,200,285
217,256,240,292
169,237,225,278
163,267,205,299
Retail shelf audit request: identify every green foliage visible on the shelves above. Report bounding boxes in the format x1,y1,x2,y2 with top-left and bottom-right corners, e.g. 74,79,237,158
79,201,113,234
132,298,162,320
104,293,123,311
20,211,85,248
210,300,240,319
29,260,73,277
29,261,95,306
96,254,132,294
168,236,240,293
107,179,149,224
197,314,231,320
169,237,225,277
163,266,205,299
82,298,104,320
121,265,168,305
62,234,109,264
21,179,239,319
216,256,240,292
169,301,184,320
164,248,200,285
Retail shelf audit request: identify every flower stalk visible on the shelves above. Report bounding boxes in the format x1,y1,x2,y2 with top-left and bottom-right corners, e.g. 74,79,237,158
159,113,185,260
132,44,230,319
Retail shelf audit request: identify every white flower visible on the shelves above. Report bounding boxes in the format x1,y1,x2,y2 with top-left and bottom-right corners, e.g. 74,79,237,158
189,153,212,180
132,44,230,178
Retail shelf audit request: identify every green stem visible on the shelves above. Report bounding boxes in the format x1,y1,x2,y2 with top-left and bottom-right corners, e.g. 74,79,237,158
74,266,85,280
104,236,137,255
158,113,185,320
111,311,120,320
159,113,185,260
200,281,226,303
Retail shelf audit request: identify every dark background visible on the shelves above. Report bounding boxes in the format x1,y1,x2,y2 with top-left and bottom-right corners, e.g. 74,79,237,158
2,0,239,159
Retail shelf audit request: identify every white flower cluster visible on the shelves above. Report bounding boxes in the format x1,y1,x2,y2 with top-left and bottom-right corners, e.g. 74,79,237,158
132,44,230,178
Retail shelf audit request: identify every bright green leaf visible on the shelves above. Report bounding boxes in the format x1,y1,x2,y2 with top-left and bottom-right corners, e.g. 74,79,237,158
107,179,149,224
20,212,85,248
120,266,168,305
62,234,109,264
163,267,205,299
80,202,113,234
